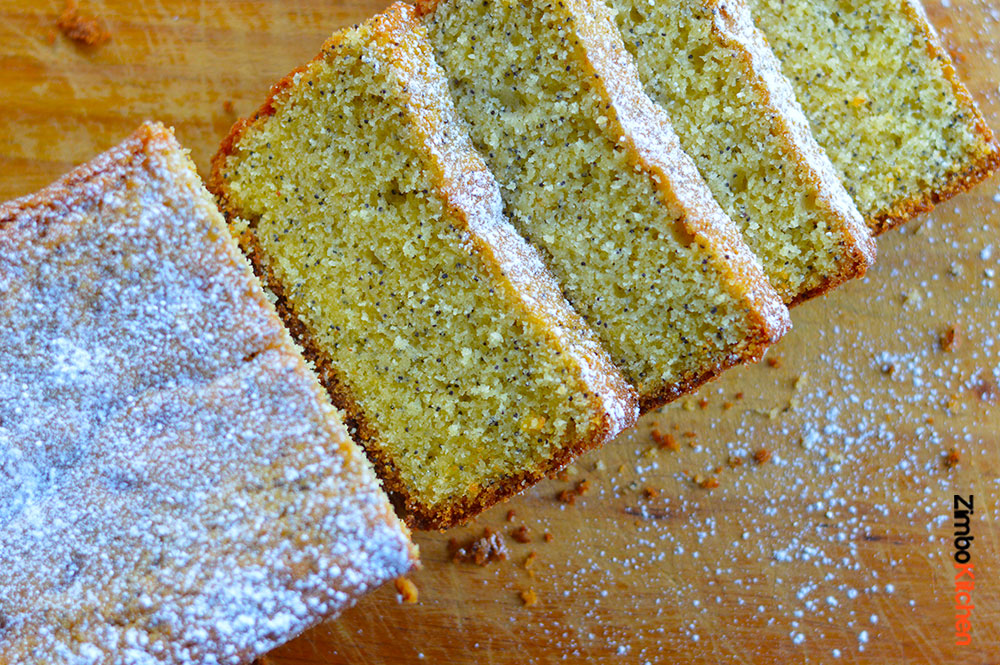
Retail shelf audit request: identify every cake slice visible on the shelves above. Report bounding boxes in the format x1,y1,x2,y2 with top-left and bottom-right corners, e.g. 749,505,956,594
749,0,1000,233
210,4,638,530
417,0,791,410
0,123,417,664
606,0,876,304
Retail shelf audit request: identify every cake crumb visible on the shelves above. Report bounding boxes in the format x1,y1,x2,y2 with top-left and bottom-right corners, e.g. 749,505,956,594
222,100,236,114
753,448,772,465
543,532,553,543
944,448,960,469
511,525,531,543
523,551,538,577
450,528,508,565
697,476,720,490
57,0,111,47
939,324,961,352
767,356,783,368
651,428,679,451
394,577,419,604
520,588,539,607
557,479,589,504
642,486,659,499
506,509,517,522
727,455,744,468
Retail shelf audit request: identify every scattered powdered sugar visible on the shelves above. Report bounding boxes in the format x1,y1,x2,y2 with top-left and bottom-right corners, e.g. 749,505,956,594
0,123,415,664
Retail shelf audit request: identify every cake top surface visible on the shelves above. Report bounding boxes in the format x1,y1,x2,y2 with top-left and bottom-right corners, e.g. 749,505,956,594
0,122,416,664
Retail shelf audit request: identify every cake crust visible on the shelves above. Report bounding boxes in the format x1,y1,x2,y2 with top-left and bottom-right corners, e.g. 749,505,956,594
0,122,417,664
211,4,639,530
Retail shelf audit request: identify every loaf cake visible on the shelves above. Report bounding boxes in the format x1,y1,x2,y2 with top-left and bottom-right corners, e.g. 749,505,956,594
607,0,875,304
0,123,417,664
210,4,638,530
749,0,1000,233
417,0,791,410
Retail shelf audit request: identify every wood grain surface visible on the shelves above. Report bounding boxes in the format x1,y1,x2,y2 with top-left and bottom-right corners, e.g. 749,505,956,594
2,1,999,663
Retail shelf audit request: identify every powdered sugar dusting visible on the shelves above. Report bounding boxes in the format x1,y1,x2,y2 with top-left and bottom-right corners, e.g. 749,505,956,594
0,123,415,664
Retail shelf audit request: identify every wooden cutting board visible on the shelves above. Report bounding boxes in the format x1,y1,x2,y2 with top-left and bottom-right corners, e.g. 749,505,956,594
2,1,999,663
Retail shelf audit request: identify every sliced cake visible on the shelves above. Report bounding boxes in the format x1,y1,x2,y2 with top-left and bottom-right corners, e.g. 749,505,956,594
416,0,791,410
606,0,876,304
210,4,638,530
0,122,417,664
749,0,1000,233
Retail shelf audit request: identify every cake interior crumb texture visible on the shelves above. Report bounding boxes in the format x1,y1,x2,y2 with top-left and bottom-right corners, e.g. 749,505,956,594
418,0,789,407
749,0,1000,231
0,122,416,665
212,4,636,528
608,0,875,303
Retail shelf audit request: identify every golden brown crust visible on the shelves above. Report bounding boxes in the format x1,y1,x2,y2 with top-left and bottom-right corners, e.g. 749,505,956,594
869,148,1000,234
210,3,638,530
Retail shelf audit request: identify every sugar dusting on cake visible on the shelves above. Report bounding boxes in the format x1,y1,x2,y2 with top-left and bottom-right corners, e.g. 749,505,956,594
0,123,415,664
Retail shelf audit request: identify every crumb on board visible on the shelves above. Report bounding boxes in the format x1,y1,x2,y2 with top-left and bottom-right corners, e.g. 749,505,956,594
57,0,111,47
695,475,719,490
394,577,418,604
727,455,744,468
753,448,772,465
511,525,531,543
543,532,553,543
519,588,538,607
767,356,783,368
642,486,659,500
523,551,538,578
944,447,960,469
222,100,236,114
940,324,961,352
449,528,508,565
506,509,517,522
556,479,590,504
651,428,679,451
